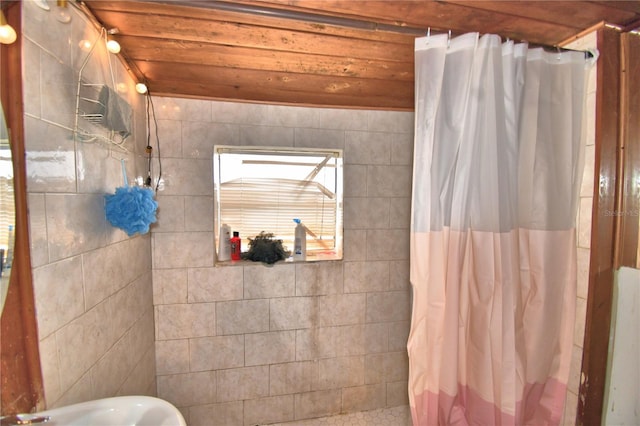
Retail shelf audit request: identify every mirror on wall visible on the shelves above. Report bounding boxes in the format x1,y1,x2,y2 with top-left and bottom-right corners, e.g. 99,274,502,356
0,101,13,314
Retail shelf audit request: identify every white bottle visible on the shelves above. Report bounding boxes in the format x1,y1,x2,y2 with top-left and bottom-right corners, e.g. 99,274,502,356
293,219,306,261
218,223,231,261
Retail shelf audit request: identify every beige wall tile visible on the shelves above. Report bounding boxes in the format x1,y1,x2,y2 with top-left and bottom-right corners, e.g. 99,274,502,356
386,380,410,407
155,303,215,340
190,335,245,371
574,297,587,348
188,267,243,303
244,395,294,425
152,196,185,233
245,331,296,366
216,366,270,402
25,4,156,410
336,323,388,356
55,300,113,393
319,294,366,326
216,299,269,335
367,111,413,134
183,122,238,158
390,132,415,166
269,361,315,396
117,345,157,397
156,339,190,375
188,402,243,426
159,158,213,196
270,297,318,330
367,165,412,198
315,356,365,390
38,334,62,405
110,274,152,338
365,351,409,385
576,248,590,300
33,256,85,339
296,327,339,361
317,109,368,131
342,383,386,412
153,268,188,305
366,291,411,323
150,120,183,158
294,389,342,420
27,193,48,267
147,98,417,424
295,262,343,296
153,232,214,269
344,164,367,198
45,194,107,261
157,371,216,407
344,197,390,230
390,260,411,291
577,197,593,249
344,261,390,293
240,125,294,147
563,391,578,425
343,229,367,261
243,264,295,299
388,321,411,352
185,196,214,232
345,131,391,165
367,229,410,261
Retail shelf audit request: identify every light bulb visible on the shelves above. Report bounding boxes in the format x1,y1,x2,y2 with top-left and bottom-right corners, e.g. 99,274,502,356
106,39,121,54
135,83,148,94
0,11,17,45
0,24,17,44
78,39,92,50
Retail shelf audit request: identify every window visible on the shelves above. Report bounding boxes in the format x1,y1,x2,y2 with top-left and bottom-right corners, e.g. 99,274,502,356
214,145,343,262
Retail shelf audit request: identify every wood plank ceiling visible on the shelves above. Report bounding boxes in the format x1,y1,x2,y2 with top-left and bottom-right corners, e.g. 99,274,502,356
83,0,640,110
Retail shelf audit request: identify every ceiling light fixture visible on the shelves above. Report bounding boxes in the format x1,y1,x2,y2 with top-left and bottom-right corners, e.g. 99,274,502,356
0,10,17,44
135,83,148,94
33,0,50,11
106,39,121,54
55,0,71,24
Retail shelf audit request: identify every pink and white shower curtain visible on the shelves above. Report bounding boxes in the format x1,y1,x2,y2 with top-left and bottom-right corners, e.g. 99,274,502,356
408,32,595,425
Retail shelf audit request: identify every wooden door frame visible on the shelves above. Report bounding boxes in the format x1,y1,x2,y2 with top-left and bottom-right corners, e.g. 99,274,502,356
577,27,640,425
0,0,45,414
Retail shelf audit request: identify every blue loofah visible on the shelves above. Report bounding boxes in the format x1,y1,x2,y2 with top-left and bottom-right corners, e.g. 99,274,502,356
104,160,158,236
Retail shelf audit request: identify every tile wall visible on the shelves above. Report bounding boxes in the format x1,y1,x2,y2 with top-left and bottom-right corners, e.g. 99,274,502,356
21,1,155,408
562,31,598,425
150,98,415,425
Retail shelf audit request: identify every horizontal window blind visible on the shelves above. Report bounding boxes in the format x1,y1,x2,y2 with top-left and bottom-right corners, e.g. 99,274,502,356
214,146,343,257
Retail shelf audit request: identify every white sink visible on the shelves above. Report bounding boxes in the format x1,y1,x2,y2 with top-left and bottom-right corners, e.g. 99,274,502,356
3,396,186,426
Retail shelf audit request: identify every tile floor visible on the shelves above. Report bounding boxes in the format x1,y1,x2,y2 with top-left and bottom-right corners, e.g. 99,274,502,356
270,405,412,426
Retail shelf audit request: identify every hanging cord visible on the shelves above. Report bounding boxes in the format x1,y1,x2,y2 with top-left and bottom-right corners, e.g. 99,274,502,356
144,90,163,193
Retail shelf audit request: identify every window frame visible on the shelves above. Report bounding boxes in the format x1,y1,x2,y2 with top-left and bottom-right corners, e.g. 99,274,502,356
213,144,344,263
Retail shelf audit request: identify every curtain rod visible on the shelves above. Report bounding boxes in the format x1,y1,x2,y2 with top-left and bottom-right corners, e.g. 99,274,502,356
138,0,594,57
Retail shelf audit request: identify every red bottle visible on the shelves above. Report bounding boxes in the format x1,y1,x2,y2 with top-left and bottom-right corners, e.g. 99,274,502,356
230,231,242,260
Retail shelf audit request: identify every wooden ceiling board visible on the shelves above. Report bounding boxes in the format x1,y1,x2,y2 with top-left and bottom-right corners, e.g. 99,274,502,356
96,11,414,62
83,0,640,110
119,37,414,81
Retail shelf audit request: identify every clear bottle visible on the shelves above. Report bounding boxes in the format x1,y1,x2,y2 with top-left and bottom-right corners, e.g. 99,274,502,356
230,231,242,261
293,219,306,261
218,223,231,261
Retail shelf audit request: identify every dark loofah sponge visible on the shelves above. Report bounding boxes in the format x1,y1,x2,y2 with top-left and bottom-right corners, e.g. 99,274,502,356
242,232,290,265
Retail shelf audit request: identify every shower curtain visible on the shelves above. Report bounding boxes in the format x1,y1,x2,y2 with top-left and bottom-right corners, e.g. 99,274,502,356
407,32,595,425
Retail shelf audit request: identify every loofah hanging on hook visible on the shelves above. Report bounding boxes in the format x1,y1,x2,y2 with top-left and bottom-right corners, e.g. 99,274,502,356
105,160,158,236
